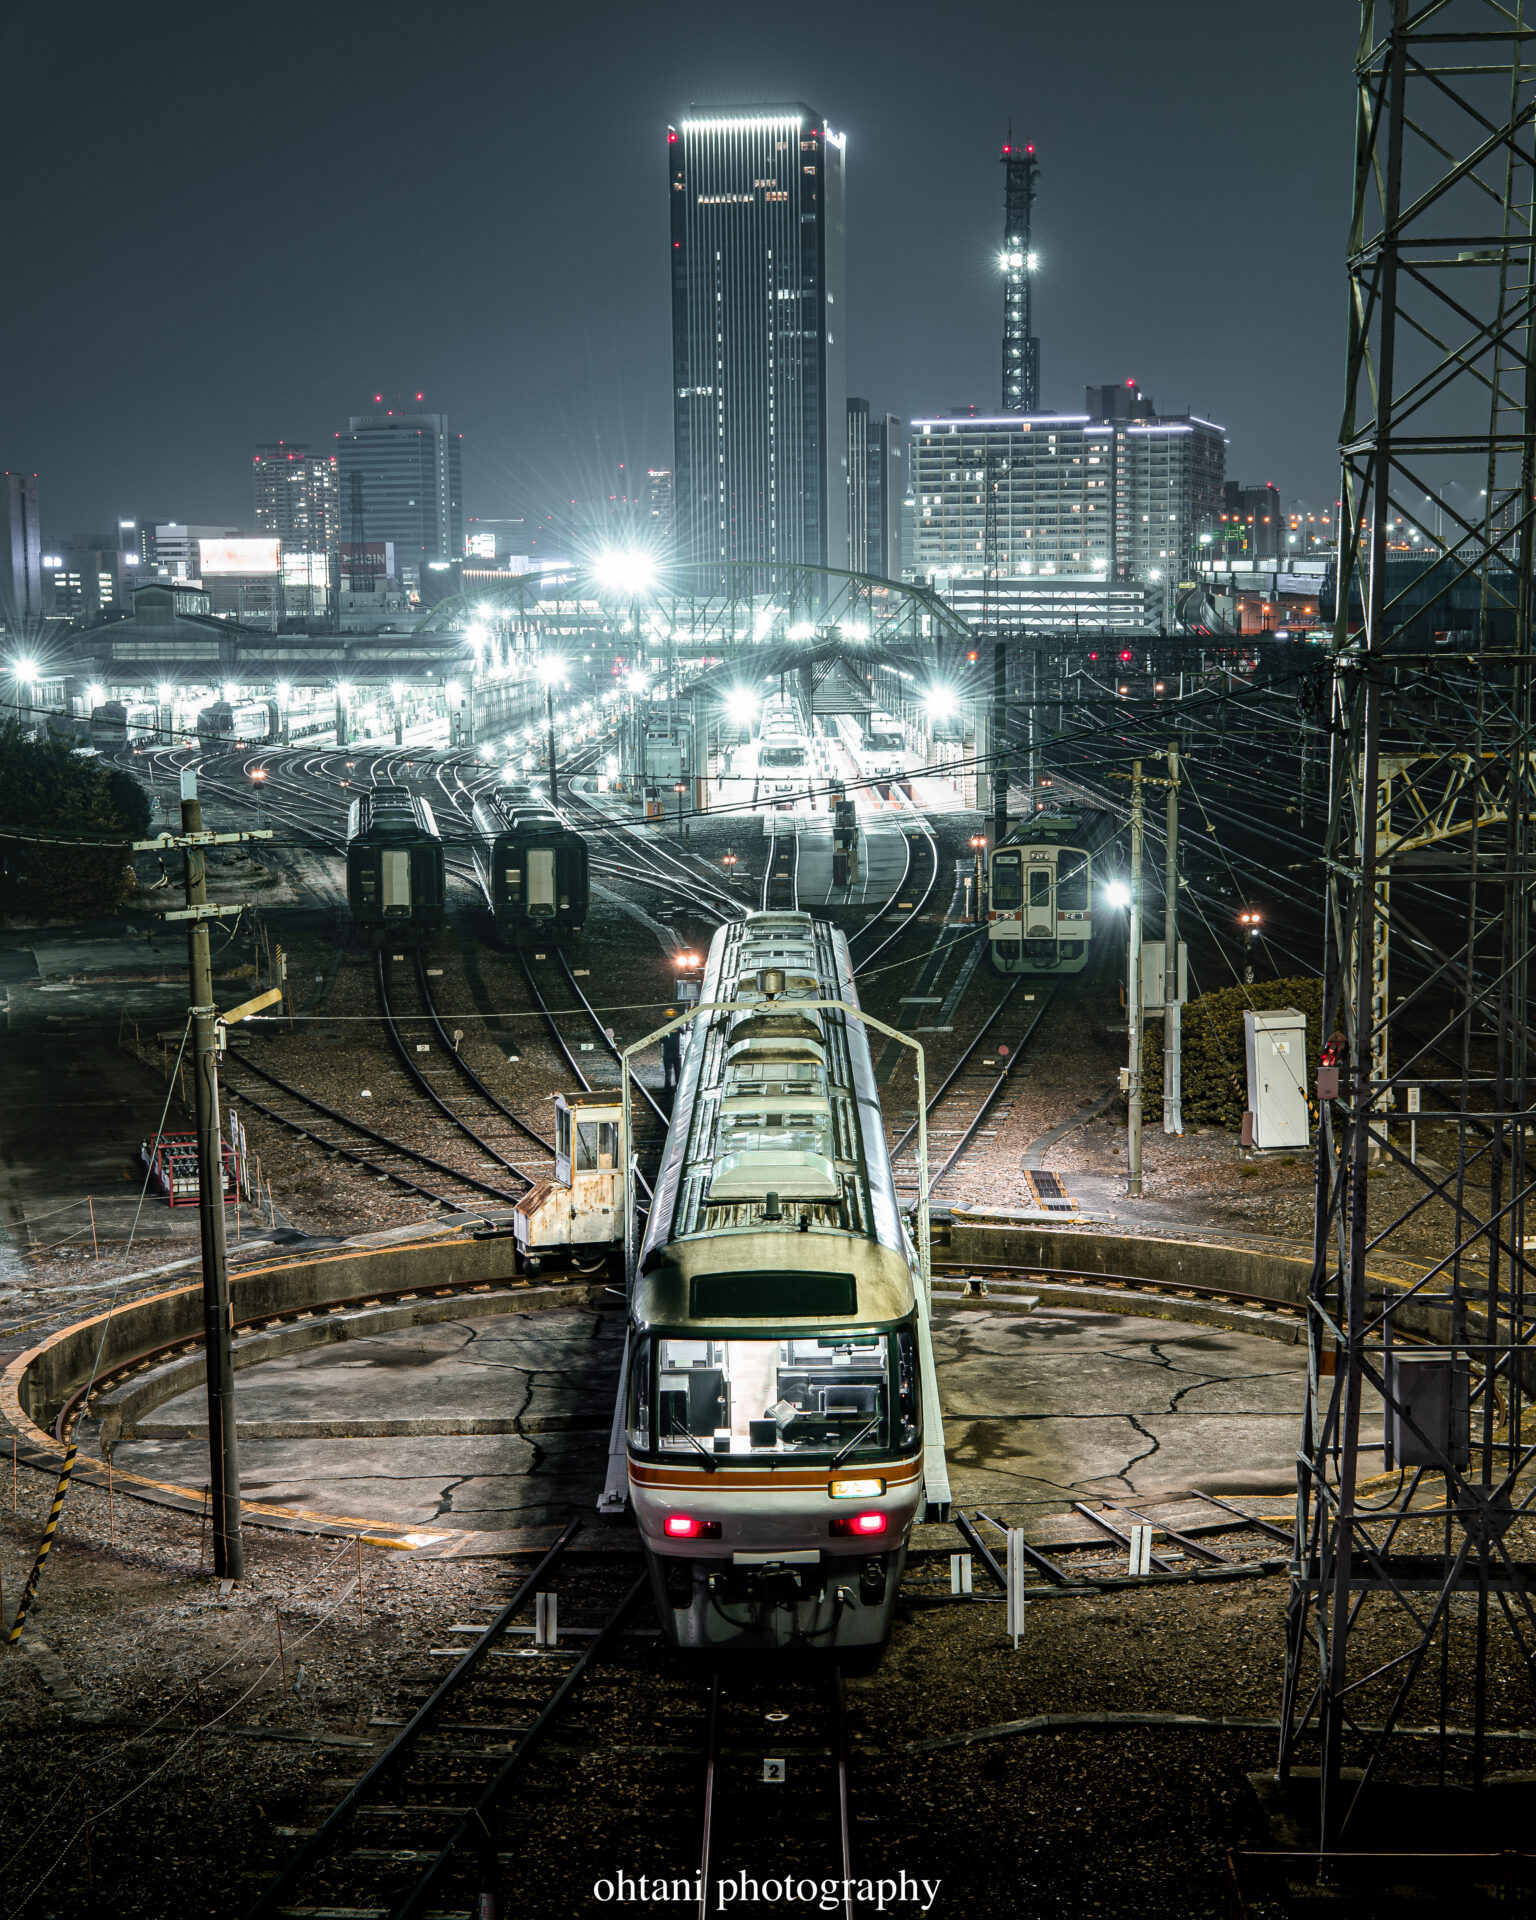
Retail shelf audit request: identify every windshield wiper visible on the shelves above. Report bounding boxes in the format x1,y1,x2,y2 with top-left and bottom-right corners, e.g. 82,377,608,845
669,1415,718,1472
830,1414,881,1470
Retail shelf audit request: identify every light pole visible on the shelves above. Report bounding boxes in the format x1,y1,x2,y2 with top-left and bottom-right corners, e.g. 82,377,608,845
538,655,566,806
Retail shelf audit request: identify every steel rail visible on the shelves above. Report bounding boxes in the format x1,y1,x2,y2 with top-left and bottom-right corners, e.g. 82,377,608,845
241,1521,584,1920
374,951,530,1178
554,949,671,1128
846,810,941,975
412,950,557,1153
889,977,1029,1161
396,1572,651,1920
223,1051,526,1204
925,991,1056,1192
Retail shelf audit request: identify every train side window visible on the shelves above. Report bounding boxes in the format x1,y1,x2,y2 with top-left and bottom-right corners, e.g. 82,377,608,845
576,1120,618,1170
1028,867,1051,908
991,853,1022,908
896,1328,919,1447
556,1105,572,1163
627,1336,651,1448
1057,854,1089,911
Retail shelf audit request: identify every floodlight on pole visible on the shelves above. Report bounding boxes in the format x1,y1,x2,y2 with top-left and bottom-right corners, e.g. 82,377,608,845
1104,880,1131,909
591,548,657,599
924,685,958,722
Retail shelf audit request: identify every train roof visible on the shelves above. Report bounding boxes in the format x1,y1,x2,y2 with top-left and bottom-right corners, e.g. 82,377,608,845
635,909,914,1333
471,789,583,840
999,805,1116,850
347,788,440,842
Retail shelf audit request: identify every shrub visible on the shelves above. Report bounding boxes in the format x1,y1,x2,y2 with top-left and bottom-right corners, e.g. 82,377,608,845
1142,973,1325,1131
0,722,145,920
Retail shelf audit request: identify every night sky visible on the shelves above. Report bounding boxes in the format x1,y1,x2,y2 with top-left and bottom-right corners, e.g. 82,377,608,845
2,0,1353,544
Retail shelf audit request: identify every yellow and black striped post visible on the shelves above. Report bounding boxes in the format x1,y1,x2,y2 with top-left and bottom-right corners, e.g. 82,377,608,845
7,1445,76,1645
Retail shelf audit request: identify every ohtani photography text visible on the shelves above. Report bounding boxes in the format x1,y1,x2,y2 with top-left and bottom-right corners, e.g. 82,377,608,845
592,1870,942,1912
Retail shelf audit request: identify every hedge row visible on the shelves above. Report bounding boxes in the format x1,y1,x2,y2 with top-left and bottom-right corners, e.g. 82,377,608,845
1140,974,1325,1131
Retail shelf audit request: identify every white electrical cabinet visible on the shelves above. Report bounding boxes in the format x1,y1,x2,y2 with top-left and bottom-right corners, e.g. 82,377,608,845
1243,1008,1310,1149
1140,940,1188,1012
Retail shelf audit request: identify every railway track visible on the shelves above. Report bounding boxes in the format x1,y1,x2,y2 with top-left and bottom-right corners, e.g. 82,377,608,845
760,816,800,911
222,1047,528,1211
241,1524,654,1920
890,981,1055,1196
515,947,672,1132
697,1663,856,1920
844,807,940,976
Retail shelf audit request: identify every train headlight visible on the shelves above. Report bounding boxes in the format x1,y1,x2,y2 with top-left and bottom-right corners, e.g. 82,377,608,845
664,1515,721,1540
829,1478,884,1500
829,1513,888,1537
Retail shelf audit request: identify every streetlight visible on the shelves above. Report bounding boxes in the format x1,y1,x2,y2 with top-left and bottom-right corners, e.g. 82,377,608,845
537,655,567,804
673,779,688,840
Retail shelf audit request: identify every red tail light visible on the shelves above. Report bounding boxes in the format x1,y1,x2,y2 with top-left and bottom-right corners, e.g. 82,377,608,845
830,1512,888,1537
664,1514,720,1540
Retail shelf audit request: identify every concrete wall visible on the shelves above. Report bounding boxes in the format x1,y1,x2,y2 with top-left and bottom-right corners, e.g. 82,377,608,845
4,1231,572,1444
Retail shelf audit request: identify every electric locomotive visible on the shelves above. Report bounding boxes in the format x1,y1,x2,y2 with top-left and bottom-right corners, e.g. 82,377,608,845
987,805,1115,975
621,908,945,1651
346,789,446,935
470,789,588,942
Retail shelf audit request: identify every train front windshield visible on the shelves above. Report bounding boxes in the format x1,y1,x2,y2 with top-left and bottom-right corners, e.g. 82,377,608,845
759,747,806,768
991,852,1022,908
633,1330,916,1459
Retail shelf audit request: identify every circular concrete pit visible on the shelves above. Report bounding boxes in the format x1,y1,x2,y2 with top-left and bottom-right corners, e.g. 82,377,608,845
106,1300,1308,1528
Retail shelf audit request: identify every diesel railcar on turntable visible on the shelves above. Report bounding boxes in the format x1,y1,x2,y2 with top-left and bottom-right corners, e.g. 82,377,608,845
620,908,944,1651
346,789,445,935
987,805,1116,975
470,790,588,941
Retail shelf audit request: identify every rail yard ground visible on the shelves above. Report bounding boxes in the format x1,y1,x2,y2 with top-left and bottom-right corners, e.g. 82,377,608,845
0,753,1489,1918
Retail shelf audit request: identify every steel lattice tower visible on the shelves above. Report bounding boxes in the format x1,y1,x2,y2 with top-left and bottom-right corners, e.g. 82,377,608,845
1278,0,1536,1855
1001,140,1039,412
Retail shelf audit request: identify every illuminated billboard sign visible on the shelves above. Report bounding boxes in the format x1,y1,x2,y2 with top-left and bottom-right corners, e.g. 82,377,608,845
198,537,280,576
281,552,332,589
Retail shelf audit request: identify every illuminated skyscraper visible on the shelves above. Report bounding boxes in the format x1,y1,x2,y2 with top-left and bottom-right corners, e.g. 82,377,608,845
669,104,847,572
334,402,463,588
1,471,43,637
253,443,340,557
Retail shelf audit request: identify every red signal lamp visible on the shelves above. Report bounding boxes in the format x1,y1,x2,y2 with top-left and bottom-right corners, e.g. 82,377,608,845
829,1512,888,1537
664,1514,720,1540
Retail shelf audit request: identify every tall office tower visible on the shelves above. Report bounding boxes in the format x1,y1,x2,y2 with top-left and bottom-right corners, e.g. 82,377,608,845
334,402,464,587
1000,140,1040,413
846,400,903,579
1220,480,1283,560
670,104,847,572
646,468,674,543
253,443,341,555
1,471,43,636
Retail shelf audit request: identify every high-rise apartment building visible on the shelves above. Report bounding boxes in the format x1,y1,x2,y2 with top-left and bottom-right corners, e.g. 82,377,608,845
670,104,847,572
1,472,43,637
253,443,340,556
846,400,903,579
334,404,463,588
909,389,1225,591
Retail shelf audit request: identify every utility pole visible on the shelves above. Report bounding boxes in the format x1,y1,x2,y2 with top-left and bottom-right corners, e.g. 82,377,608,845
141,769,276,1580
991,635,1008,843
1127,759,1144,1198
1163,743,1183,1136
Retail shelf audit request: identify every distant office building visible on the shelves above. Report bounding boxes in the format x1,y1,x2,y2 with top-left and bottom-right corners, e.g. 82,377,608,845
44,537,130,625
334,403,463,591
670,103,848,572
154,524,241,580
846,400,902,579
909,387,1225,594
1219,481,1283,561
2,472,43,637
253,443,340,557
646,469,674,543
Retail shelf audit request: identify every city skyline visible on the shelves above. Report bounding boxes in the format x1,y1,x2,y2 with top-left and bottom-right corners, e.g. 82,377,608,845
0,1,1351,541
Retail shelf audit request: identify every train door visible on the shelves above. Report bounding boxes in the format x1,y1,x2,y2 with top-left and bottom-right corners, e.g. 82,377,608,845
528,847,556,919
1025,861,1054,940
382,849,412,915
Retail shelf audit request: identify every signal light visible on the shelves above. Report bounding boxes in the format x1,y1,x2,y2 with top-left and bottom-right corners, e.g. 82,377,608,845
829,1512,888,1537
664,1514,720,1540
1119,650,1133,662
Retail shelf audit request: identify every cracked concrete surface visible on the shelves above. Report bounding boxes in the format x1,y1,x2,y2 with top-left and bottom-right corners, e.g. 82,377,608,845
108,1301,1308,1530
